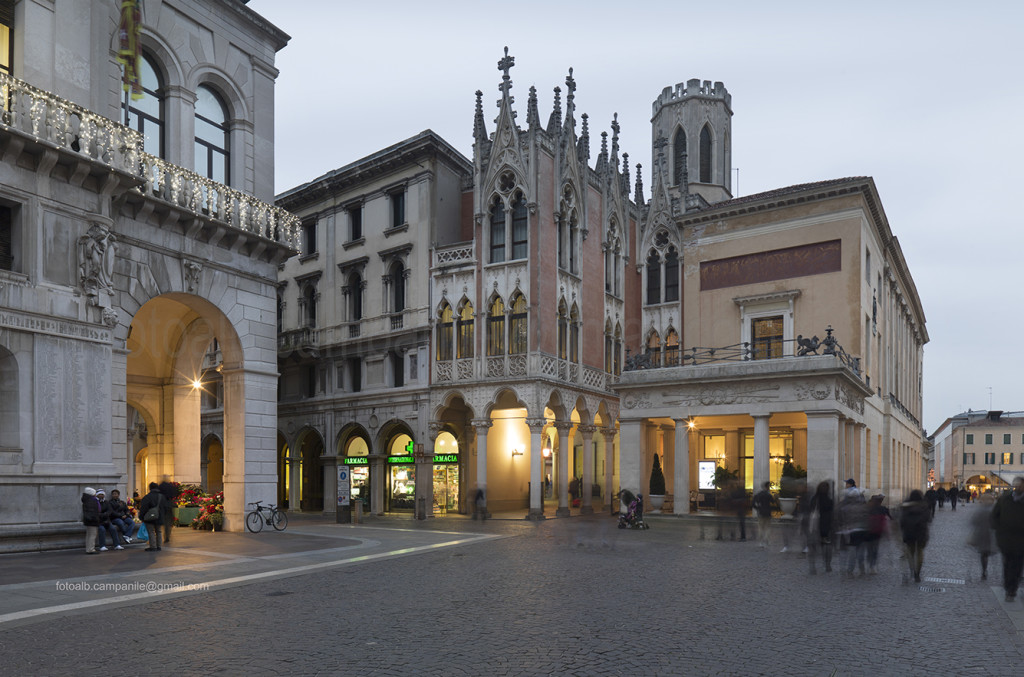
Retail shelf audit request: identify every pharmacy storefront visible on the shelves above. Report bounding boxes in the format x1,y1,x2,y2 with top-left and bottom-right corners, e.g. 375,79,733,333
387,434,416,511
432,431,460,514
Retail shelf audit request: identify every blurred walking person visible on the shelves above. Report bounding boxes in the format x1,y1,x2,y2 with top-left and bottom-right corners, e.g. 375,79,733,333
949,486,959,511
752,482,774,550
968,492,996,580
808,480,834,574
839,479,868,577
900,490,931,583
865,494,891,574
140,482,168,552
990,477,1024,602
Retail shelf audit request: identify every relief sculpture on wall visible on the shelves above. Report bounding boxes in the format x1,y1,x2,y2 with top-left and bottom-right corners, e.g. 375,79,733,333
78,214,117,308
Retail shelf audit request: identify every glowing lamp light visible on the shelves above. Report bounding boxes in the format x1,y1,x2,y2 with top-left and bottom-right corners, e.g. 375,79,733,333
192,379,202,389
542,447,552,458
511,448,523,457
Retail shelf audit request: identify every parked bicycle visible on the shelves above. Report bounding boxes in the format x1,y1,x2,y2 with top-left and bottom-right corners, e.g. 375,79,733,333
245,500,288,533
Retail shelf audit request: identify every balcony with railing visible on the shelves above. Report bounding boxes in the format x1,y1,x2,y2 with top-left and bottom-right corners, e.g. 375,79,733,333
0,73,299,253
434,351,610,393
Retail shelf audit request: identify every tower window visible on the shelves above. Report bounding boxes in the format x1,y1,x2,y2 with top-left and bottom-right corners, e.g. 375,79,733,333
699,124,712,184
673,127,687,186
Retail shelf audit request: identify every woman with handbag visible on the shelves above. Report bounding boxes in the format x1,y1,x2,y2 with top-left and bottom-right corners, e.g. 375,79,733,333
138,482,167,552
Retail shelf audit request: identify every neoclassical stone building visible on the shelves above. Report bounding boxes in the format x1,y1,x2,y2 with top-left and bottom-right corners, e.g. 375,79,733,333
0,0,296,550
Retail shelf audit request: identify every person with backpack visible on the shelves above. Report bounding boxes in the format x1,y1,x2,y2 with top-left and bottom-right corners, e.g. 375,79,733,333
139,482,168,552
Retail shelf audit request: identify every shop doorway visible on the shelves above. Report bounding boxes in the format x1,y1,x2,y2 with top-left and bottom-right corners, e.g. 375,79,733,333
387,433,416,511
432,430,461,514
343,435,371,508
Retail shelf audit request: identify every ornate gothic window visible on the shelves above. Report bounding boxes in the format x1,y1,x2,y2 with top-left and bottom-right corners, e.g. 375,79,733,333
436,303,453,361
646,250,661,305
511,193,528,260
569,304,580,363
613,323,622,375
673,127,686,187
604,319,613,374
664,246,679,302
487,296,505,356
646,331,661,367
509,292,527,354
557,299,568,360
699,124,712,184
665,328,680,366
457,301,474,359
489,198,505,264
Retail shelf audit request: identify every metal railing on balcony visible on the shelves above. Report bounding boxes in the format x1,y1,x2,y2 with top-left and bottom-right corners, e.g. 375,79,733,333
0,73,300,250
624,325,862,378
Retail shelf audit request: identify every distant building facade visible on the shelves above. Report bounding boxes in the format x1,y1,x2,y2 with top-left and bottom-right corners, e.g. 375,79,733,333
932,410,1024,493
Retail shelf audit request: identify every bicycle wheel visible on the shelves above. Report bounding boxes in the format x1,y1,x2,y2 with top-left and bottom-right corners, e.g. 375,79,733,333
245,511,263,533
271,510,288,531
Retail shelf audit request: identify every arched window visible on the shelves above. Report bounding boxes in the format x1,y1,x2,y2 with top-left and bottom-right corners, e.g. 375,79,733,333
613,323,622,375
487,296,505,356
511,193,528,260
665,328,680,366
558,214,567,268
569,214,579,274
457,301,474,359
195,84,229,184
389,261,405,313
664,246,679,302
436,303,453,361
646,250,661,305
347,272,363,322
613,240,622,296
489,198,505,263
699,124,712,184
646,331,661,367
557,299,568,360
604,319,613,374
123,52,164,157
673,127,686,187
569,304,580,363
509,292,527,354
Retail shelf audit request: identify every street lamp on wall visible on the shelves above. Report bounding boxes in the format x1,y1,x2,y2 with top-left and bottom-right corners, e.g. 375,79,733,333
511,448,523,457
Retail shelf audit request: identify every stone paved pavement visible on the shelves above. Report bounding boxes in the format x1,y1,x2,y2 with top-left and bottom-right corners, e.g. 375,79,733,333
1,501,1022,675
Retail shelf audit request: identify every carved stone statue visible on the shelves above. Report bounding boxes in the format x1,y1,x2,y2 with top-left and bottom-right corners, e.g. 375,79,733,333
78,215,117,305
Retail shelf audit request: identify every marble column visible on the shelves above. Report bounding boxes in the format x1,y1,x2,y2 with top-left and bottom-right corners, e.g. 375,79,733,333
618,418,644,498
555,421,572,517
673,418,690,515
471,418,492,515
526,417,547,520
602,427,617,512
752,414,771,492
578,425,596,515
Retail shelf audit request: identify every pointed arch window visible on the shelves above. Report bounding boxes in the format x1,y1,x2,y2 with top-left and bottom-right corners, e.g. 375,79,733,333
604,319,613,374
699,124,712,184
457,301,474,359
646,331,661,367
511,193,528,260
673,127,687,187
123,52,164,158
489,198,506,264
487,296,506,356
613,323,623,376
509,292,528,355
436,303,453,361
646,250,662,305
195,84,230,185
569,214,579,274
569,304,580,363
557,299,568,360
664,246,679,302
558,214,567,268
665,328,680,366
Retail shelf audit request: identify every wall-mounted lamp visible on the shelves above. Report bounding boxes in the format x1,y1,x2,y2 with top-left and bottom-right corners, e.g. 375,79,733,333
542,447,552,458
191,379,203,390
687,419,696,429
512,448,523,457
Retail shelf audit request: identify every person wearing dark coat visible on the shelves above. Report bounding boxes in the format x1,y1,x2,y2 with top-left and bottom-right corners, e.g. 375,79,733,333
991,477,1024,602
808,480,834,574
95,489,124,550
81,487,101,554
949,486,959,511
139,482,168,551
900,490,931,583
925,487,938,517
157,478,179,543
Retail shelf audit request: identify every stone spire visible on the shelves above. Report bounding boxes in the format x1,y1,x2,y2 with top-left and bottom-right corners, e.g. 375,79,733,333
473,90,487,145
577,113,590,164
497,45,515,99
621,152,630,195
634,163,644,205
596,130,608,175
562,68,576,136
526,85,540,130
546,86,562,135
610,113,620,170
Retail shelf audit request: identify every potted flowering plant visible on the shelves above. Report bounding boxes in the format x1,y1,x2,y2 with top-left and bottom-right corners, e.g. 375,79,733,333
191,492,225,531
173,483,206,526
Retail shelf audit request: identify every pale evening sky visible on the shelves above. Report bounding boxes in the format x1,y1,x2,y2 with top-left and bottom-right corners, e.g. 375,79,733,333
248,0,1024,434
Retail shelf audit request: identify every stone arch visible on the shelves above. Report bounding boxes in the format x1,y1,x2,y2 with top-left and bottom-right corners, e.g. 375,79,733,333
187,65,251,123
294,425,325,512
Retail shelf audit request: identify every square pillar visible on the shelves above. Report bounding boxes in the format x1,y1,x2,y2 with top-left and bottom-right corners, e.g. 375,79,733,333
806,411,841,490
618,418,644,498
555,421,572,517
526,418,546,520
579,425,596,515
673,418,690,515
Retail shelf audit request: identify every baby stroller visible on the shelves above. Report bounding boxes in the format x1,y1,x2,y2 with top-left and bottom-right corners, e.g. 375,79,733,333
617,489,650,529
